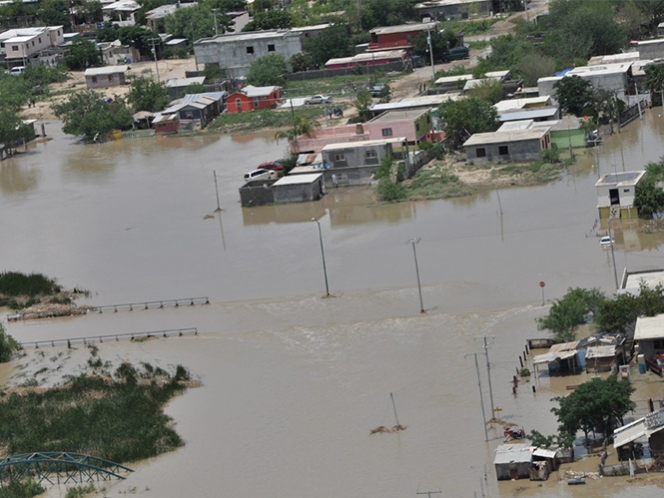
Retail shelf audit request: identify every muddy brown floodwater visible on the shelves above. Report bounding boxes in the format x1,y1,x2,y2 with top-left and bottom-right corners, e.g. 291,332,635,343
4,112,664,498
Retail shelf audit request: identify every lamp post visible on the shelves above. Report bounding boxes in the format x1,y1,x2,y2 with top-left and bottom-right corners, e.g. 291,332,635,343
607,217,619,290
407,237,425,313
312,218,330,297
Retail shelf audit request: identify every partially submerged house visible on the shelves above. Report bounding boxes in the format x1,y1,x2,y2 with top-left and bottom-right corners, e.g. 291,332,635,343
595,170,645,220
463,128,551,163
152,113,180,134
493,444,534,480
84,65,128,88
160,94,222,130
239,173,324,207
614,407,664,460
532,341,583,376
320,138,404,186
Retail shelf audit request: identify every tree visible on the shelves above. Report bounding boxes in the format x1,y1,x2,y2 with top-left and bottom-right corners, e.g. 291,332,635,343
359,0,417,30
536,287,606,342
517,52,556,87
242,10,292,31
0,323,20,362
411,30,457,62
645,63,664,106
290,53,314,73
437,97,499,149
593,88,624,134
466,78,504,104
304,25,353,69
64,38,101,70
51,91,134,139
127,78,170,112
354,89,373,122
246,53,287,86
0,109,35,153
39,0,71,30
163,4,228,43
552,377,635,444
274,116,321,144
553,75,595,117
96,24,156,57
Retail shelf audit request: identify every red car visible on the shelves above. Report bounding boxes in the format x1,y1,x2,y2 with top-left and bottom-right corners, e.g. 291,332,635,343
646,354,664,375
258,161,284,172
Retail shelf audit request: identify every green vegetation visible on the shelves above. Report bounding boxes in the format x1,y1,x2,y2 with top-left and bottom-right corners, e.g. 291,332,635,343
536,287,607,342
635,157,664,217
645,63,664,106
0,271,62,298
51,91,134,139
552,377,635,444
304,24,354,69
64,484,96,498
0,324,21,363
553,75,595,117
210,106,324,134
0,479,43,498
438,97,499,149
243,10,293,31
246,53,289,87
64,38,101,71
127,77,170,113
283,73,388,99
519,367,531,377
0,356,192,463
412,30,458,62
402,167,473,201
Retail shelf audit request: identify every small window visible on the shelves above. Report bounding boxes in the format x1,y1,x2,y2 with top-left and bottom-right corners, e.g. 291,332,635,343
623,189,630,193
406,34,411,42
246,46,254,54
416,123,420,132
476,148,486,158
382,128,393,136
11,46,18,51
499,145,509,155
38,37,41,43
267,44,275,52
427,115,431,123
253,97,258,108
365,150,377,159
654,339,664,349
334,153,345,161
31,41,35,46
91,76,97,83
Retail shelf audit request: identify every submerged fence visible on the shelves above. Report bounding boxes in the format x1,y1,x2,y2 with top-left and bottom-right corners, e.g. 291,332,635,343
20,327,198,349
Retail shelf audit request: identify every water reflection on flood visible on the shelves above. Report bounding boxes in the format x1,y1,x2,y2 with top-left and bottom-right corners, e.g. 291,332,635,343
3,112,664,498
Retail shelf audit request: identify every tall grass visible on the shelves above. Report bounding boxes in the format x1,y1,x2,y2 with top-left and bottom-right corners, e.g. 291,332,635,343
0,272,61,297
0,363,192,464
0,479,43,498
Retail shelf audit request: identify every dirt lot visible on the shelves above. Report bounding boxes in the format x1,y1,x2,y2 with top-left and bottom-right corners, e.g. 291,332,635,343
23,57,195,121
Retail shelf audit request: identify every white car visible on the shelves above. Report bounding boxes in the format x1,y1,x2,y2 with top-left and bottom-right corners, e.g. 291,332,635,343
600,236,614,246
304,94,331,105
243,169,277,182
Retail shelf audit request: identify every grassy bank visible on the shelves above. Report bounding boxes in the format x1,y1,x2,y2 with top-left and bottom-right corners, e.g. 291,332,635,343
209,106,326,134
403,167,474,200
283,73,393,99
0,352,192,464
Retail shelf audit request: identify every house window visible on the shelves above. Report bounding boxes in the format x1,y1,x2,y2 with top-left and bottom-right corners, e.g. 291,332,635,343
108,75,113,81
406,34,411,42
267,44,275,52
334,154,346,161
253,97,258,108
623,189,630,193
654,339,664,349
91,76,97,83
365,150,377,159
38,37,41,43
499,145,509,155
246,46,254,54
416,123,420,132
31,41,35,46
427,115,431,123
11,46,18,51
476,148,486,158
382,128,393,136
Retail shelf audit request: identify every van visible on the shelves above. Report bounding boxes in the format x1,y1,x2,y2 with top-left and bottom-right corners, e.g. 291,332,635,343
244,169,277,182
442,46,469,63
9,66,25,76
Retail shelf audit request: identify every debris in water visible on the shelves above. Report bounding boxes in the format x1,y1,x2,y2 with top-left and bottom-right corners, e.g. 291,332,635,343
370,426,391,435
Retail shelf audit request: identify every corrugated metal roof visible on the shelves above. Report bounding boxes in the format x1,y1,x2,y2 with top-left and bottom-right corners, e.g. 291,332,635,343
532,448,557,459
464,128,549,147
370,22,437,35
498,107,559,122
635,314,664,341
181,92,225,104
585,345,616,359
273,173,323,186
493,444,535,465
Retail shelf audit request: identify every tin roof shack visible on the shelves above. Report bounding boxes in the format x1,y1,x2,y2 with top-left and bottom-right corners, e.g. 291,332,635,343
239,178,278,207
164,77,206,97
227,85,281,113
494,444,534,481
194,30,304,79
532,341,583,376
152,113,180,134
464,128,551,164
272,173,324,204
416,0,491,21
585,345,620,373
321,139,401,186
161,96,219,130
595,170,645,220
368,22,437,52
498,106,560,124
84,65,128,89
365,109,434,144
530,448,558,481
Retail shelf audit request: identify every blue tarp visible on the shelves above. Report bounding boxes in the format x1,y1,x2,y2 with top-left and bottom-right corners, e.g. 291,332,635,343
555,68,573,77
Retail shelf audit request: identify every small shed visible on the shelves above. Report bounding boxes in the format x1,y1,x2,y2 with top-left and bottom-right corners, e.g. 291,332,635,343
494,444,534,480
595,170,645,220
532,341,582,376
585,345,619,373
239,179,278,207
165,38,188,50
152,113,180,134
272,173,324,204
84,65,128,88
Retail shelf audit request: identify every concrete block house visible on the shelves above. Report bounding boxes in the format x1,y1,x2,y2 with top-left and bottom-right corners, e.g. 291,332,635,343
227,85,281,113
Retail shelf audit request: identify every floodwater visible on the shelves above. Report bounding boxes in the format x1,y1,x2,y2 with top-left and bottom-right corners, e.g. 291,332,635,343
3,111,664,498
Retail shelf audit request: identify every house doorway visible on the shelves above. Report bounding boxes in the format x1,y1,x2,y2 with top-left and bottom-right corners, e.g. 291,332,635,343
609,188,620,205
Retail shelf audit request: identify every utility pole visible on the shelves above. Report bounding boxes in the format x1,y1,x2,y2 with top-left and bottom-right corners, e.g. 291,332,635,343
148,38,161,83
427,27,435,82
213,170,221,212
416,491,442,498
312,218,330,297
212,8,219,36
407,237,424,313
607,217,619,290
475,335,495,417
465,352,489,441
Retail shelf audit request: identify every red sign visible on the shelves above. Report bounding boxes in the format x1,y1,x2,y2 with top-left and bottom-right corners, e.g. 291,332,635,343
539,281,545,288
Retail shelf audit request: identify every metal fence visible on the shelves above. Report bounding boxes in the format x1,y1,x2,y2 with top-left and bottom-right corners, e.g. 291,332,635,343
21,327,198,349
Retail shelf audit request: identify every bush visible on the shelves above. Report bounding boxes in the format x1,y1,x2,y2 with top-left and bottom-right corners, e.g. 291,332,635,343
541,144,561,163
376,179,406,202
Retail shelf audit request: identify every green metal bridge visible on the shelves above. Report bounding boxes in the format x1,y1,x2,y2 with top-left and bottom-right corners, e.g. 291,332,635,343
0,452,133,486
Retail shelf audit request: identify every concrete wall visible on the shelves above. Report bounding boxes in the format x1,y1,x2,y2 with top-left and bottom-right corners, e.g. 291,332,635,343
466,138,543,163
273,178,324,203
596,183,637,209
632,40,664,60
322,142,392,170
239,179,277,207
85,72,126,88
194,32,303,78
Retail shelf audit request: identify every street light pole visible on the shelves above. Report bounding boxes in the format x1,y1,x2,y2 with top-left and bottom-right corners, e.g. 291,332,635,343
148,38,161,83
312,218,330,297
407,237,425,313
607,217,619,290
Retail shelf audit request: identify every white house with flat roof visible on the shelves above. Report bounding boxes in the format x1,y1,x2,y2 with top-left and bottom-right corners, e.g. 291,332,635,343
635,314,664,359
538,63,633,105
0,26,64,66
464,128,551,163
595,171,645,219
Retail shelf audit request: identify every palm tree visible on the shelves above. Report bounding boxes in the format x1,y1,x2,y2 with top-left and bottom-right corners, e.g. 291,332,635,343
274,116,321,153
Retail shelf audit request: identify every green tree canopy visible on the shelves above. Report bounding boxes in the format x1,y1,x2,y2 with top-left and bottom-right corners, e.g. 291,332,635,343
645,63,664,106
437,96,499,148
162,4,230,41
552,377,635,443
0,323,20,362
242,10,292,31
411,30,458,62
303,24,353,68
359,0,417,30
96,24,157,56
536,287,607,342
466,78,504,104
553,75,595,117
354,89,374,122
38,0,71,30
634,158,664,217
64,38,101,71
127,77,170,112
51,91,134,139
246,53,288,86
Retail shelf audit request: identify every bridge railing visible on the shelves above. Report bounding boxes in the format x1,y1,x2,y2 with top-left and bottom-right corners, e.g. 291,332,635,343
21,327,198,349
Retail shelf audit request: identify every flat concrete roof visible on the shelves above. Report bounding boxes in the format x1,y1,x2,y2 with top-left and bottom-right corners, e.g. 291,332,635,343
530,117,582,132
370,94,453,112
322,137,407,150
595,171,645,188
498,107,559,122
370,108,429,123
622,269,664,292
498,120,534,131
195,29,299,45
635,314,664,341
464,128,549,147
84,65,128,76
494,96,550,112
273,173,322,186
567,62,632,77
370,22,437,35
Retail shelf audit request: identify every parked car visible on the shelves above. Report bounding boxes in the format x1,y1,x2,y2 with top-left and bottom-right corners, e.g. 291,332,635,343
442,46,469,63
304,94,331,105
599,236,614,246
646,354,664,375
369,83,387,97
9,66,25,76
258,160,284,171
243,169,277,182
